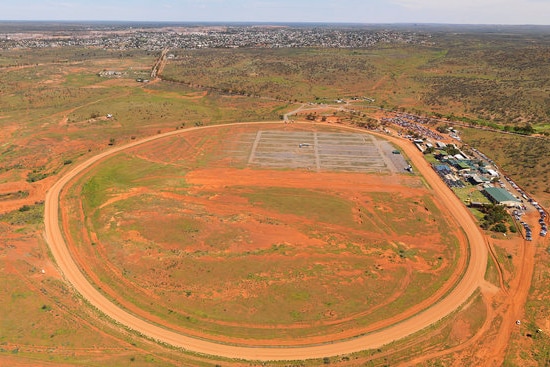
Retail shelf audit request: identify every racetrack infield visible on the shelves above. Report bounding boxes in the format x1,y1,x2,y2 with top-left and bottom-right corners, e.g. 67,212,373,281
58,123,468,346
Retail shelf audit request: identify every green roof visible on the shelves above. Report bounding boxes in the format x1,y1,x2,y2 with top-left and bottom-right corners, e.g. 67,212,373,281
484,187,520,203
457,162,470,170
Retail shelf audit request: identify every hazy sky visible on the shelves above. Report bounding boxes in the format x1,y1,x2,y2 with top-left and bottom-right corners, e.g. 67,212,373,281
2,0,550,25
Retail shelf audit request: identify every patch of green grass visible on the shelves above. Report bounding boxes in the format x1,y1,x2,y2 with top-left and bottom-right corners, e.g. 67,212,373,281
453,185,491,205
424,154,441,164
290,291,311,301
469,207,486,221
64,72,103,87
243,187,355,227
82,154,183,210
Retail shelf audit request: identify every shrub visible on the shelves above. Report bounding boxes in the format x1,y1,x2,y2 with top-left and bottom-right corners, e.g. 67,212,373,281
492,223,508,233
19,205,31,212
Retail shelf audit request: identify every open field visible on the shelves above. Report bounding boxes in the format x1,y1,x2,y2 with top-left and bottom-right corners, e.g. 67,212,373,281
162,33,550,130
0,25,549,366
60,124,463,344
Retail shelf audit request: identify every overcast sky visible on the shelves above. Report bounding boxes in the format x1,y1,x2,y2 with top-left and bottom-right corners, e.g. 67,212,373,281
2,0,550,25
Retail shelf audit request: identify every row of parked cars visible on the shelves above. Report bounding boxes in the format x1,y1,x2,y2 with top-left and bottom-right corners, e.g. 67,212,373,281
531,202,547,238
523,221,533,242
539,217,547,237
518,210,546,241
506,176,547,240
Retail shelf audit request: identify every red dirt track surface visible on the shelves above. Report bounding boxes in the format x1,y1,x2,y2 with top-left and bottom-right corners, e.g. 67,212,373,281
44,121,488,361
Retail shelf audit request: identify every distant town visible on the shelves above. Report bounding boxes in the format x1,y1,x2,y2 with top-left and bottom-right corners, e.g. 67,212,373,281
0,22,432,50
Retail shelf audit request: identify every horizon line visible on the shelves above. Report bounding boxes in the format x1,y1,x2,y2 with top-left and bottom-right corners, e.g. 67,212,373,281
1,20,550,27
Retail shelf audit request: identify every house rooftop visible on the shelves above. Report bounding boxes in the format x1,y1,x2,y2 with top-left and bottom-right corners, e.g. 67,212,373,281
483,187,520,204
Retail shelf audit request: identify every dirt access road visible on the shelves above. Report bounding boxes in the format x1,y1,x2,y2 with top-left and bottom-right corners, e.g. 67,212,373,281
44,121,487,361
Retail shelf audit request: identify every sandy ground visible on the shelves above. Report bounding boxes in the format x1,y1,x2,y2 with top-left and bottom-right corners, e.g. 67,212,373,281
43,121,490,361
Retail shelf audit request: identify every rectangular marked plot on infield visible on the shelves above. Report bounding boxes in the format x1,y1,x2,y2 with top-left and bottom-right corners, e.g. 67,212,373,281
248,131,390,173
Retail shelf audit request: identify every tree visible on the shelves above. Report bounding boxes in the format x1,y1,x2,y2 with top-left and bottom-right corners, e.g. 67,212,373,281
492,223,508,233
436,124,448,133
480,204,510,233
513,123,535,135
306,113,316,121
445,145,460,156
483,204,508,225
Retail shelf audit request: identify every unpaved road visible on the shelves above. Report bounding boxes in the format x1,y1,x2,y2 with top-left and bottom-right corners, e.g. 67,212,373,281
44,121,487,361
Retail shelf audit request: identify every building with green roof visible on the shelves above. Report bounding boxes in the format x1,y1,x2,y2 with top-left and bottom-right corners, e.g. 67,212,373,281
483,187,521,207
